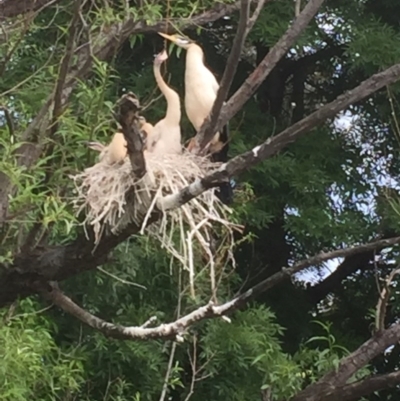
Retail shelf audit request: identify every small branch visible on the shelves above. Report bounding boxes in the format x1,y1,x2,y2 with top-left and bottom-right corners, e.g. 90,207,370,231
40,237,400,341
192,0,250,152
246,0,270,36
159,62,400,210
215,0,326,134
295,0,302,17
375,267,400,331
40,283,225,340
114,92,146,178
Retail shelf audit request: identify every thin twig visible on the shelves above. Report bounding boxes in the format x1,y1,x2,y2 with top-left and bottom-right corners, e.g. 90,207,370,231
246,0,270,36
96,266,147,290
51,0,82,138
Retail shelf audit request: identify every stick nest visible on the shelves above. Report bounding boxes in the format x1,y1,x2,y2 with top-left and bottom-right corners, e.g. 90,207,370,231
72,151,242,296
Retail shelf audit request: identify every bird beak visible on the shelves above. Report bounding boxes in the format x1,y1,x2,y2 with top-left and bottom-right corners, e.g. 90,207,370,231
158,32,176,42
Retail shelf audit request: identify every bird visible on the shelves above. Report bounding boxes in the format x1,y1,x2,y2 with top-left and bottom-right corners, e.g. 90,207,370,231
146,49,182,156
87,132,127,165
158,33,233,204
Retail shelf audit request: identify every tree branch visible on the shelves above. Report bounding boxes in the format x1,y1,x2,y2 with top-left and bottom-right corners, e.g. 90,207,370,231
50,0,81,138
213,0,326,134
115,92,146,177
289,322,400,401
35,236,400,341
158,62,400,210
192,0,250,152
0,0,60,19
319,371,400,401
246,0,269,36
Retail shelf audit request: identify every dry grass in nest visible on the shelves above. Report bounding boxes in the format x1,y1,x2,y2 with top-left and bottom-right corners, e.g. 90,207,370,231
72,150,243,296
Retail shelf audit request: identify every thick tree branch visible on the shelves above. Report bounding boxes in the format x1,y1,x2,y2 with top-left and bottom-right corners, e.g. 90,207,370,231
319,371,400,401
290,323,400,401
159,62,400,210
193,0,250,152
35,237,400,341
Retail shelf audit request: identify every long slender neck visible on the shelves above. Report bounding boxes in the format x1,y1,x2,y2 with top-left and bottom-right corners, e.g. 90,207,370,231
153,63,181,125
185,43,205,74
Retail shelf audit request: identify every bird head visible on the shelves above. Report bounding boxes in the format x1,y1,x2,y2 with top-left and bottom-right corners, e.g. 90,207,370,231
158,32,193,49
154,49,168,66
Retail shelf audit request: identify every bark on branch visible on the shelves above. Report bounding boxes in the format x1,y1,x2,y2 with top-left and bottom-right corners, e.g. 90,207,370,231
319,371,400,401
115,92,146,177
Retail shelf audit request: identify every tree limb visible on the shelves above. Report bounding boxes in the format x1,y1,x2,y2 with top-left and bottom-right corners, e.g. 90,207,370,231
35,236,400,341
3,59,400,307
290,325,400,401
319,371,400,401
192,0,250,152
213,0,326,134
246,0,269,36
115,92,146,177
158,62,400,210
50,0,81,138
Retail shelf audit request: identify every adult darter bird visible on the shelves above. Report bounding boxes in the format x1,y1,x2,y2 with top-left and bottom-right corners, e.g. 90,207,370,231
158,33,233,204
146,49,182,156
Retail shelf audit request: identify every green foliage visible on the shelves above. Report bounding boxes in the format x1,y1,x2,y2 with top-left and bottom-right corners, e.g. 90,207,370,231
0,299,84,401
2,0,400,400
